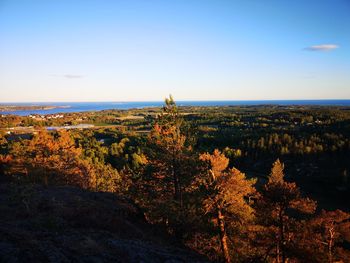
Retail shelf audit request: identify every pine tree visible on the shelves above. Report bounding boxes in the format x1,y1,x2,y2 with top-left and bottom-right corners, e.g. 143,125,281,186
259,159,316,263
200,149,256,263
146,95,196,238
303,210,350,263
152,95,186,204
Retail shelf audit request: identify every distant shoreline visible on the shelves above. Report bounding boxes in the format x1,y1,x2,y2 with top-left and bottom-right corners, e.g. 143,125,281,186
0,99,349,104
0,105,70,112
1,100,350,116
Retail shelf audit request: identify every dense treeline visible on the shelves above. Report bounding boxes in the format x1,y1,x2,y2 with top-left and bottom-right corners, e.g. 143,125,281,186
1,97,350,262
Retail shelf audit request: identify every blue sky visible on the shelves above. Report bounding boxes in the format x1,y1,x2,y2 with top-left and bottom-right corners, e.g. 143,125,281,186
0,0,349,102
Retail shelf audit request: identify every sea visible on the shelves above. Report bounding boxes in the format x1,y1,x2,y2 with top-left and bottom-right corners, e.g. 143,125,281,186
1,100,350,116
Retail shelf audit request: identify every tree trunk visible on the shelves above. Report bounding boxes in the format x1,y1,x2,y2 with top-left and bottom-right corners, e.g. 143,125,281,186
328,226,335,263
279,209,286,263
172,154,184,240
172,160,180,201
172,150,179,200
177,167,183,208
217,208,231,263
172,154,183,208
276,242,281,263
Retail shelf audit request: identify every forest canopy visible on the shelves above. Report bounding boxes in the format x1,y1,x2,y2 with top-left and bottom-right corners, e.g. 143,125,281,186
1,97,350,262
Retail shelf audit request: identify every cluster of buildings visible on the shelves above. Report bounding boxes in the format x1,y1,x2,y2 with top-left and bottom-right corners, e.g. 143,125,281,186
28,114,64,120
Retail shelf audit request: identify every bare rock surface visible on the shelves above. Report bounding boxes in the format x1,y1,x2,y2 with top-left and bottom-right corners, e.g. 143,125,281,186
0,183,208,263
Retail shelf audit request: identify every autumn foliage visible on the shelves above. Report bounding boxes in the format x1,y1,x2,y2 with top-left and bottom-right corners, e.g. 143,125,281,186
1,129,120,191
199,150,256,262
0,97,349,262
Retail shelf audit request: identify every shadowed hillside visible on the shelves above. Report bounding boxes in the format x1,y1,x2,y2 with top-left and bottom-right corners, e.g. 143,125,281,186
0,183,208,263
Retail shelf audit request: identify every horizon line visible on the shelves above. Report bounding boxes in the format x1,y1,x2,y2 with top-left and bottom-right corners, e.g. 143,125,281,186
1,98,350,104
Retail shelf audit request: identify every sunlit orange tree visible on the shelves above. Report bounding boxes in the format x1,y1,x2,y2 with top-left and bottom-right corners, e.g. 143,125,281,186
199,149,256,263
4,130,120,191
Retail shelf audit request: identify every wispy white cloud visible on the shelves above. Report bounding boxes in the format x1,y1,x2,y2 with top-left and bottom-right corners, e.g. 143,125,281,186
304,44,339,51
50,74,83,79
63,74,83,79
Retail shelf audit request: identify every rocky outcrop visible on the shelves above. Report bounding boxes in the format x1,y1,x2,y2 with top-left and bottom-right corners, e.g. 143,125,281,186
0,183,208,263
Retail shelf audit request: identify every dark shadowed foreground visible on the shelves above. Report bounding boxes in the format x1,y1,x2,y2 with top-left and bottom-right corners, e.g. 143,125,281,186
0,183,208,263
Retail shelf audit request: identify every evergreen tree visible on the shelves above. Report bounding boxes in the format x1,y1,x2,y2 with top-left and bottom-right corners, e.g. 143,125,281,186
258,159,316,263
145,95,196,238
301,210,350,263
199,149,256,263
